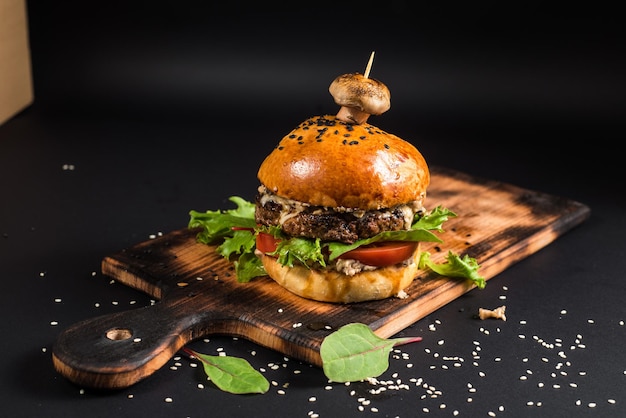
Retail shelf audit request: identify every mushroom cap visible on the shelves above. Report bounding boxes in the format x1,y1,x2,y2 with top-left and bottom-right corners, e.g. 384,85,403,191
329,73,391,115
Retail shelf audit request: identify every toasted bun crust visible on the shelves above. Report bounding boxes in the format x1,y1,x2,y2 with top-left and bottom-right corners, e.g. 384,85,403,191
257,115,429,210
259,246,421,303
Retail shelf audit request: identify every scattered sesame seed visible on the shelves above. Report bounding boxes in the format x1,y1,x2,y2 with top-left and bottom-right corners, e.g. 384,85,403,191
50,321,58,326
608,399,616,404
164,397,173,403
588,402,597,408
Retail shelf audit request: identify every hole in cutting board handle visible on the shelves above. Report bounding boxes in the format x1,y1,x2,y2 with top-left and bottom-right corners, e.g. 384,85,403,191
106,328,133,341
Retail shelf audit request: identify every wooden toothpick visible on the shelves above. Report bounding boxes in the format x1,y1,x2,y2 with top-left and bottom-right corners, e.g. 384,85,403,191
364,51,375,79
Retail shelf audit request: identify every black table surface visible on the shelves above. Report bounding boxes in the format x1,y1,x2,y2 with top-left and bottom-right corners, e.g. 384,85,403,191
2,3,625,417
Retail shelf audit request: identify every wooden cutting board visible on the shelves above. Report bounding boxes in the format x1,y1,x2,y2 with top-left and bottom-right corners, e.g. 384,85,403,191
52,166,590,389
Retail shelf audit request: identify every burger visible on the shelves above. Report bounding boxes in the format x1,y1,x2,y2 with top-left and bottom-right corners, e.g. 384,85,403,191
189,57,484,303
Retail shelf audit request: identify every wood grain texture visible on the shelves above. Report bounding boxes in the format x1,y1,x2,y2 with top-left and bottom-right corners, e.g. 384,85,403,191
52,166,590,389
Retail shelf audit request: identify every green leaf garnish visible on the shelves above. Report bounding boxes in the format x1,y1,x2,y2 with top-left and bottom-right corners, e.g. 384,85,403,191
189,196,486,288
274,236,327,268
419,251,486,289
320,323,422,382
412,205,457,232
183,348,269,394
233,251,266,283
189,196,256,245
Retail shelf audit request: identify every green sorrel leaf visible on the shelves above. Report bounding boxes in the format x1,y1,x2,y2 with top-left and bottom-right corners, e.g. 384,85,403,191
320,323,420,382
186,348,269,394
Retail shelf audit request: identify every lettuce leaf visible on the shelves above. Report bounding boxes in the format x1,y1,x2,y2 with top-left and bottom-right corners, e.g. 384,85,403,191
189,196,486,289
419,251,486,289
189,196,256,244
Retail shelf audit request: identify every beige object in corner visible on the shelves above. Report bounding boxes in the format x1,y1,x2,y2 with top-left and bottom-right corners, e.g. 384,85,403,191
0,0,33,126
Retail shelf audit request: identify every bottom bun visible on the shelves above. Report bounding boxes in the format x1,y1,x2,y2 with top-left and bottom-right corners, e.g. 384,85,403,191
260,245,421,303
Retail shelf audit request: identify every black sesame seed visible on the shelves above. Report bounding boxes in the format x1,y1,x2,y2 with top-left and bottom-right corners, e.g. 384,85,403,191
384,144,390,149
343,133,351,137
349,140,359,145
342,139,347,145
278,146,284,150
289,134,297,139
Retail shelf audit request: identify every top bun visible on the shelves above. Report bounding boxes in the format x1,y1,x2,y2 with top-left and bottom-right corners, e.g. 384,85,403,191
257,115,430,210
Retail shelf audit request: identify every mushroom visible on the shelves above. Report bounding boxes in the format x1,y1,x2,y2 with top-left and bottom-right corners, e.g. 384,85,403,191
329,51,391,124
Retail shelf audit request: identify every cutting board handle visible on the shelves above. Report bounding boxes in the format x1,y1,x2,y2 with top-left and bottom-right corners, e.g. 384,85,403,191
52,297,223,389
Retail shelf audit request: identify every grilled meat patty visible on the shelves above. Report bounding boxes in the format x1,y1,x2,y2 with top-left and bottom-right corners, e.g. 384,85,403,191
254,186,424,244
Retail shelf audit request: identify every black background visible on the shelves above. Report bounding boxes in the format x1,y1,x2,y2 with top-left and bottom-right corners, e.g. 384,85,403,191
1,2,625,417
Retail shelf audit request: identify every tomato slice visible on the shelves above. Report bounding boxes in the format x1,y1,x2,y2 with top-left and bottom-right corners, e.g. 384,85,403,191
256,232,280,254
338,241,419,267
256,232,417,267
